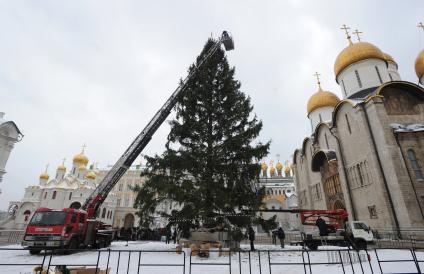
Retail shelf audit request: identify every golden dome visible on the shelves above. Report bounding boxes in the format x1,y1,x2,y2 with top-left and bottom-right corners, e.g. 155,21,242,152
276,162,283,171
284,165,291,173
78,165,86,171
57,164,66,171
270,166,276,173
334,41,385,77
415,49,424,79
307,88,340,114
39,172,49,180
85,171,96,180
73,153,89,166
261,162,268,171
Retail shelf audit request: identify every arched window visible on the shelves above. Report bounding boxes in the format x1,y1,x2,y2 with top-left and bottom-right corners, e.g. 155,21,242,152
408,149,424,180
101,208,106,218
52,191,57,199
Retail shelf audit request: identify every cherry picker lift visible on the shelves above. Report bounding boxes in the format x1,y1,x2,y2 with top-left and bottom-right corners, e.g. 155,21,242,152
22,31,234,254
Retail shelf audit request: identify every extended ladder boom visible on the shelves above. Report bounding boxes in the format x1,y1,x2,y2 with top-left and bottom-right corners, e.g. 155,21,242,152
82,31,234,218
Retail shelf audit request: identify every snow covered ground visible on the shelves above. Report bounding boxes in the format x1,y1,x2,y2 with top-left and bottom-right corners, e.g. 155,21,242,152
0,241,422,273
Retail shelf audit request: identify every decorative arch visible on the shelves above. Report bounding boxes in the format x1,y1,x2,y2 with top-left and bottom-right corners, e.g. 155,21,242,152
311,150,337,172
331,99,357,127
301,137,313,155
69,201,81,209
313,122,332,144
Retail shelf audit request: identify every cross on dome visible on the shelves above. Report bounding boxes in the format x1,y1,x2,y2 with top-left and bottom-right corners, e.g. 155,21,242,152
81,143,86,153
340,24,353,45
314,72,322,90
353,29,363,42
45,164,49,172
418,22,424,31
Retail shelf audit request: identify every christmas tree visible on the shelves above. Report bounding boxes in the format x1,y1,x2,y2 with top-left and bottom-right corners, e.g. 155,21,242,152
134,38,272,236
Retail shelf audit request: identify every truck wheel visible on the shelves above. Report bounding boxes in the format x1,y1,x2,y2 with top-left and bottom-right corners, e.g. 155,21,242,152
355,239,367,250
29,249,41,255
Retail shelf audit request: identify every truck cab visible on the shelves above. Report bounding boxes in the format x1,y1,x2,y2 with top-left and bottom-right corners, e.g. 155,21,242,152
22,208,87,254
347,221,375,248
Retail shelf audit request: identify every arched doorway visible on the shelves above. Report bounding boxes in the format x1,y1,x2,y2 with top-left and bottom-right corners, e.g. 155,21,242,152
123,214,135,229
70,202,81,209
333,200,346,210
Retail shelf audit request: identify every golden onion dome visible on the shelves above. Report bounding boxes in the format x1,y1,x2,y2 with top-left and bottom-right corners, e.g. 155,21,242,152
276,162,283,171
415,49,424,79
261,162,268,171
73,152,89,166
285,165,291,173
85,171,96,180
39,172,49,180
57,164,66,171
78,165,86,171
334,41,385,77
307,88,340,115
269,166,276,173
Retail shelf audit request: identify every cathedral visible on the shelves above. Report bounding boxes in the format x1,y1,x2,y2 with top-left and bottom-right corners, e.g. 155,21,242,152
293,25,424,236
2,144,151,231
258,160,298,230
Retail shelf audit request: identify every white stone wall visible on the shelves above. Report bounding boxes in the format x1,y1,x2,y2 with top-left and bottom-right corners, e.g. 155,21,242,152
308,106,334,133
337,59,390,98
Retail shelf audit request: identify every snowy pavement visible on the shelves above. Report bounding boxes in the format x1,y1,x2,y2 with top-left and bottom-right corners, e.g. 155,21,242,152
0,241,422,273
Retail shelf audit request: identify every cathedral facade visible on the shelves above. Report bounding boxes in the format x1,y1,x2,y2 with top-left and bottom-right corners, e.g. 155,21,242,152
2,150,144,230
293,26,424,236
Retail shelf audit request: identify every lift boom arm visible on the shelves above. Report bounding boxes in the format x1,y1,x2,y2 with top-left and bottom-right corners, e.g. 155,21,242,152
82,31,234,218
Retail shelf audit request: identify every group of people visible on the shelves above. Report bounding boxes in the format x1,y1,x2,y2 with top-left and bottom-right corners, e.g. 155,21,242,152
248,226,286,251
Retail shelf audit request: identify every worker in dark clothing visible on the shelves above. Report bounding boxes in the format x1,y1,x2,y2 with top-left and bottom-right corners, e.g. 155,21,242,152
316,216,328,236
248,226,255,251
271,230,277,245
277,227,285,248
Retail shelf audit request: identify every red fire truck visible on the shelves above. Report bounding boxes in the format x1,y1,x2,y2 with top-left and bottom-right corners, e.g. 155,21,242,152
22,31,235,254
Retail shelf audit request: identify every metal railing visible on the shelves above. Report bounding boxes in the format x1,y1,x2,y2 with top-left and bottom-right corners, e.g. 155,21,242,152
1,246,424,273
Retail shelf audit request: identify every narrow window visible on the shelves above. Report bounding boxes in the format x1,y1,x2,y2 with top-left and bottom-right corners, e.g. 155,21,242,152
324,133,329,149
341,79,347,96
345,114,352,134
408,149,424,180
101,208,106,218
69,192,72,200
319,113,323,123
357,164,364,186
375,66,383,84
310,119,314,132
52,191,57,199
355,70,362,88
44,192,47,199
389,73,393,81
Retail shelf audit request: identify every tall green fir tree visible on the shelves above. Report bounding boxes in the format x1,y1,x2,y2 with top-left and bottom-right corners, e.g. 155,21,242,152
134,38,273,237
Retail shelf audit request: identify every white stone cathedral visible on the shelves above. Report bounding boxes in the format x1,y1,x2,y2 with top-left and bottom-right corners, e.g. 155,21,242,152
293,25,424,236
2,150,117,229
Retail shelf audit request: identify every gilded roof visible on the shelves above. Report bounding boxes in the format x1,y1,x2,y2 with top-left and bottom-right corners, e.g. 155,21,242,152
307,89,341,114
415,49,424,78
334,42,385,77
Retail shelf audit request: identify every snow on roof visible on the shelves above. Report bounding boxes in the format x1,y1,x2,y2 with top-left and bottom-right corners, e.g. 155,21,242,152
391,123,424,133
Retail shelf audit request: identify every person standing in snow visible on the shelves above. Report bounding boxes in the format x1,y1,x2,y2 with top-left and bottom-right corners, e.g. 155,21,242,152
248,226,255,251
277,227,285,248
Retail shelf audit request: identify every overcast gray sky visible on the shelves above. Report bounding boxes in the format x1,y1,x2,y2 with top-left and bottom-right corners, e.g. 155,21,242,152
1,0,423,210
